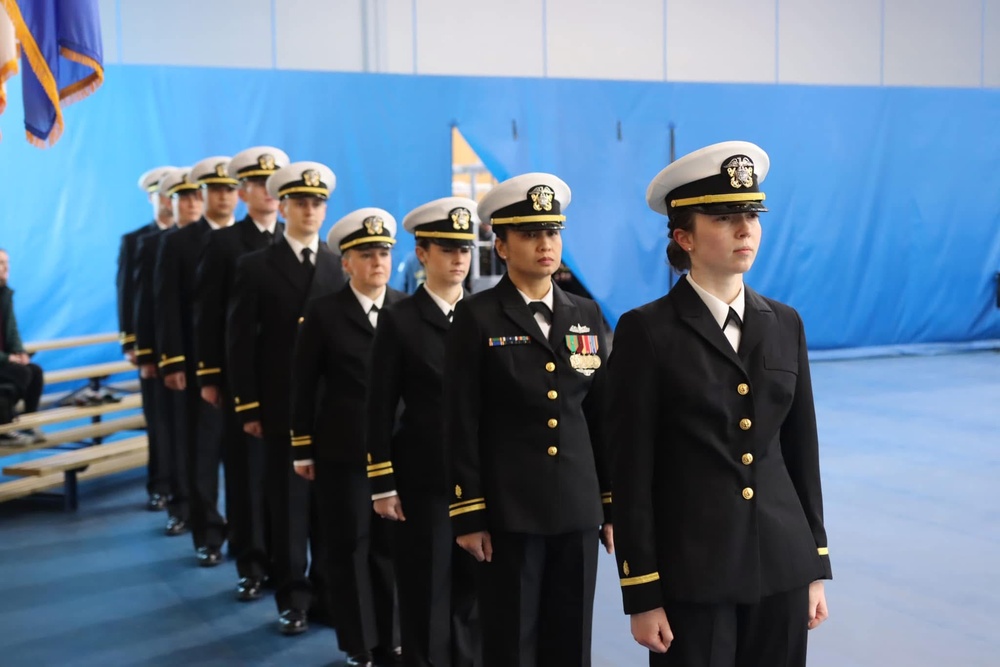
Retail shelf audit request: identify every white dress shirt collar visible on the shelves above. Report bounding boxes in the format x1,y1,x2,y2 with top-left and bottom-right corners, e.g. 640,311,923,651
286,235,319,263
686,274,745,352
250,217,277,235
350,283,386,314
424,285,463,317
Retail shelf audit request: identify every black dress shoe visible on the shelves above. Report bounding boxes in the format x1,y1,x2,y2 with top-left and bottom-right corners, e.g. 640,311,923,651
146,494,167,511
196,546,223,567
278,609,308,636
345,652,373,667
236,577,263,602
164,516,188,536
371,646,402,665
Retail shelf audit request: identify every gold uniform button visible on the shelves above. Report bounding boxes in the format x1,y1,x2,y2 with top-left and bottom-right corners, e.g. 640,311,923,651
739,418,752,431
741,453,754,465
547,418,558,429
737,383,749,395
742,487,754,500
547,390,558,400
547,446,558,456
545,362,556,372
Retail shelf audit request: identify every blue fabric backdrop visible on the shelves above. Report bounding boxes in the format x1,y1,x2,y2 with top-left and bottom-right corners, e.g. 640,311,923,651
0,66,997,371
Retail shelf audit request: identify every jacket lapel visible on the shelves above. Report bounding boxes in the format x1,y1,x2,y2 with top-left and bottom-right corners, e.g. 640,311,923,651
308,243,342,300
738,286,773,364
497,274,552,351
269,238,309,293
415,286,451,332
671,277,744,370
339,284,374,334
237,216,265,252
548,282,580,349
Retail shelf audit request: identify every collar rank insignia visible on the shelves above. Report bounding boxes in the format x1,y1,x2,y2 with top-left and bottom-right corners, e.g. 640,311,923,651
724,155,754,189
528,185,555,212
215,162,227,177
364,216,385,235
450,207,471,230
569,324,591,334
302,169,321,187
258,153,276,170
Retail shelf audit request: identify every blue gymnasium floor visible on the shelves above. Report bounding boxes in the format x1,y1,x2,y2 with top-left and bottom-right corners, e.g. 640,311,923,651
0,351,998,667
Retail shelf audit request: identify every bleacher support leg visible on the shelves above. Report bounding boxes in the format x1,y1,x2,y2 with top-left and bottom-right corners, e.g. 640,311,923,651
64,470,79,511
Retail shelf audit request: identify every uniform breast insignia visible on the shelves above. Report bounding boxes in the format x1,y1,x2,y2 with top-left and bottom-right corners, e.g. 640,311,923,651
565,334,601,376
569,323,591,334
488,336,532,347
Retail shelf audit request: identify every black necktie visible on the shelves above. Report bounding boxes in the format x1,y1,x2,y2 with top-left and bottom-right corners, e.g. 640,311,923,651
528,301,552,324
300,247,313,265
262,229,274,244
723,307,742,330
447,310,454,323
368,304,379,328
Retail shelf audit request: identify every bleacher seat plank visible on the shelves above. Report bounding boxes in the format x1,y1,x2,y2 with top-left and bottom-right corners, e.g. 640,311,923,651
2,435,148,477
0,449,148,503
24,332,119,354
0,393,142,435
0,413,146,454
44,360,135,385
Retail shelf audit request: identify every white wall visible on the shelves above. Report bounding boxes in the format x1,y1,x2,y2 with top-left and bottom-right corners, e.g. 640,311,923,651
106,0,997,88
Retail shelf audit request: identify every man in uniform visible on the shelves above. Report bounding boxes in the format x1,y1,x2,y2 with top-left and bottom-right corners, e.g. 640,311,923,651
290,208,404,666
155,157,238,562
444,173,614,667
227,161,345,635
134,167,203,536
194,146,289,600
116,165,174,510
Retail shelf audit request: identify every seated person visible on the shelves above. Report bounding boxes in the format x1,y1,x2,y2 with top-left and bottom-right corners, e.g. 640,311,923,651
0,249,44,445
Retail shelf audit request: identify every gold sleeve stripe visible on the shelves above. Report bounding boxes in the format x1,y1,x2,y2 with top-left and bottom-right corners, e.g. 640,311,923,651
196,367,221,376
366,461,393,471
157,355,185,367
135,348,152,355
448,503,486,517
290,435,311,441
449,497,486,510
291,439,312,447
620,572,660,587
602,496,612,504
368,468,394,478
234,401,260,413
817,547,829,556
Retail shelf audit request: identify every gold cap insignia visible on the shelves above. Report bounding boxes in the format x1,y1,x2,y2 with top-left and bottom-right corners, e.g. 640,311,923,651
725,156,754,189
623,561,630,576
450,207,471,230
258,153,276,171
363,215,385,235
302,169,321,187
528,185,555,212
454,485,462,498
215,162,227,177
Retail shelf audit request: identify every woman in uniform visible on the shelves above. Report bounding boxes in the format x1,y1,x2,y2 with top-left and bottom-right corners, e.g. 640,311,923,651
366,196,482,666
608,141,831,667
444,173,613,667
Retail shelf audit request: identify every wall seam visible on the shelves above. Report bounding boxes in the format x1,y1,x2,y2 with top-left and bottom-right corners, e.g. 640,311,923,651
542,0,548,77
270,0,277,69
774,0,780,82
412,0,418,74
115,0,123,64
879,0,885,85
662,0,668,81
